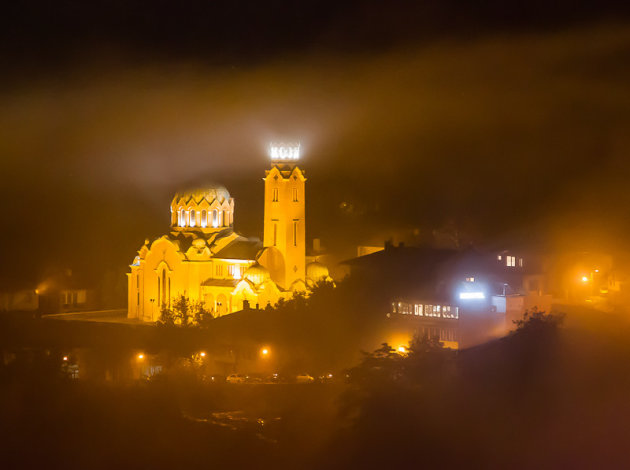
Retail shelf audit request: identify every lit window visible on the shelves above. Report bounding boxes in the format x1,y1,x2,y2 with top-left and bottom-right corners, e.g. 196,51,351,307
212,210,218,228
465,277,474,282
228,265,242,280
201,210,207,228
506,256,516,267
519,258,523,267
497,255,502,261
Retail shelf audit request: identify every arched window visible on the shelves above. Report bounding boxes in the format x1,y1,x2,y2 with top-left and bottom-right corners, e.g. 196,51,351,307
178,208,185,227
212,209,218,228
161,270,167,306
201,210,207,228
188,208,196,227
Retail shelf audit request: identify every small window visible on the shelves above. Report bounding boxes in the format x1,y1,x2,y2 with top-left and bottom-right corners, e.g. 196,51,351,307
292,188,298,202
273,223,277,247
273,188,279,202
201,210,207,227
216,264,223,276
293,221,298,246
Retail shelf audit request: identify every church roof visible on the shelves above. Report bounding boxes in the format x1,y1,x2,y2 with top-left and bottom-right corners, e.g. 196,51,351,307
172,185,231,206
167,228,233,253
214,237,262,260
201,279,238,288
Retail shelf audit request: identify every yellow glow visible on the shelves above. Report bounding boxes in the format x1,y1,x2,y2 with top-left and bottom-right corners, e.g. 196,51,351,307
261,348,269,356
581,276,589,283
137,353,144,360
397,346,406,354
200,352,206,357
62,356,68,361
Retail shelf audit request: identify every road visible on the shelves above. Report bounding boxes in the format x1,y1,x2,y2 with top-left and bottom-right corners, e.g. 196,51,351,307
44,308,140,324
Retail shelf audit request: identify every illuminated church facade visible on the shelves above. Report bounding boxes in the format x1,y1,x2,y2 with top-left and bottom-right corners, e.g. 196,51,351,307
127,144,330,322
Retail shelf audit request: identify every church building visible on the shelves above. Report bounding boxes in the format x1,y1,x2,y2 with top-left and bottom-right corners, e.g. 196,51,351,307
127,143,329,322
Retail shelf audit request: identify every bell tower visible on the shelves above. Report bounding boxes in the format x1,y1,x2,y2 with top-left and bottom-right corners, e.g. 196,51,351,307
263,143,306,289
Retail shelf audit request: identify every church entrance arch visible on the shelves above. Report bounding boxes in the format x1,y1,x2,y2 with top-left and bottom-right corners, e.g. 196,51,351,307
216,293,228,316
204,293,215,315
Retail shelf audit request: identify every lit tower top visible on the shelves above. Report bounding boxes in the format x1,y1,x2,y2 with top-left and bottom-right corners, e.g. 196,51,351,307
269,142,300,166
262,141,306,289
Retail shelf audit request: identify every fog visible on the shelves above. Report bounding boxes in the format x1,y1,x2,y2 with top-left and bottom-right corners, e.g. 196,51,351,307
1,12,629,281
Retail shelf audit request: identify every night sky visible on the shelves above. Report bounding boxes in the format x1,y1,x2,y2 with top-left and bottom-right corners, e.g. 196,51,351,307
1,1,630,284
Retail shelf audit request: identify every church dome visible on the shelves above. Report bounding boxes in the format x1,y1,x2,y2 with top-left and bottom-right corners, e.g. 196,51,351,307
172,185,231,205
306,261,329,283
244,263,270,285
171,184,234,230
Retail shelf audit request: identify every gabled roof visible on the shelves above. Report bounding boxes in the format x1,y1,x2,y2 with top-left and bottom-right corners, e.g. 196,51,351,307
201,279,238,288
214,237,262,260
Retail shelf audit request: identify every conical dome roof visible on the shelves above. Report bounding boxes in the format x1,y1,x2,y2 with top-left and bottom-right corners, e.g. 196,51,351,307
244,263,270,285
306,261,329,282
172,185,231,205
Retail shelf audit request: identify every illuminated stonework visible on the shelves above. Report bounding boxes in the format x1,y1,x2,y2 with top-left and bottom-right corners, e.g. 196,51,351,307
127,145,320,323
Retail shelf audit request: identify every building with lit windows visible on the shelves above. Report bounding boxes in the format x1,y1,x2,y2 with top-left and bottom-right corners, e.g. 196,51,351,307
127,143,330,322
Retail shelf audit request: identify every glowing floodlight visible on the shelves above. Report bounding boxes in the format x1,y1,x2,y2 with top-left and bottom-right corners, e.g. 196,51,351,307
137,353,144,360
581,276,589,283
269,142,300,161
261,348,269,356
459,292,486,300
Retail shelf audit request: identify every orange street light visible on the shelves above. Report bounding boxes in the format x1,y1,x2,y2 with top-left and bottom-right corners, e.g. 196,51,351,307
397,346,407,354
261,348,269,357
200,352,206,358
581,275,589,283
137,353,144,360
62,356,68,361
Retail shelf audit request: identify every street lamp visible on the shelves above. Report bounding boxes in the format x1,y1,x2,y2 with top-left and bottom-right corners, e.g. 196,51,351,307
261,348,269,357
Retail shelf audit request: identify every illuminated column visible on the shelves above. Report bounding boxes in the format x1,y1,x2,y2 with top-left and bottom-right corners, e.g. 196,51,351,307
263,143,306,288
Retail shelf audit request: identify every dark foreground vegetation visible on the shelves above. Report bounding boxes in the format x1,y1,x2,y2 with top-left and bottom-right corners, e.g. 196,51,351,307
2,310,630,469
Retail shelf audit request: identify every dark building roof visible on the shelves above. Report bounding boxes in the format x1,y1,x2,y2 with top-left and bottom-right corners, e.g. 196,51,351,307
342,244,540,301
